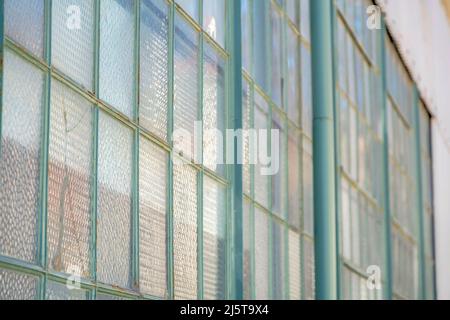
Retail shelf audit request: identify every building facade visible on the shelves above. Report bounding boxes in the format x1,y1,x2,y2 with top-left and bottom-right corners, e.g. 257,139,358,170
0,0,448,300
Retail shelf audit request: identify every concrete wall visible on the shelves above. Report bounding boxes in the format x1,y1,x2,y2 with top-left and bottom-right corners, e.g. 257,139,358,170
378,0,450,299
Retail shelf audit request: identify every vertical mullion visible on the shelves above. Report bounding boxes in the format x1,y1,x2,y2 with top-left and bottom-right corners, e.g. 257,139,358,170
132,0,140,292
38,0,53,300
197,0,204,300
380,18,393,300
413,86,426,300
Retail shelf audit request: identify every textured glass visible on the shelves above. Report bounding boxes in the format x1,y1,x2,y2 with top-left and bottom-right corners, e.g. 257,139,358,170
203,0,226,48
139,138,167,298
254,93,269,209
288,230,301,300
173,163,198,299
271,111,285,217
243,200,252,300
0,51,44,263
272,220,285,299
47,81,93,278
242,78,251,195
176,0,198,22
174,14,199,161
241,0,252,73
203,176,227,300
0,269,39,300
288,128,301,229
303,237,315,299
287,28,301,125
203,42,226,175
253,1,269,91
52,0,95,90
45,281,88,300
100,0,135,118
140,0,169,140
97,113,133,288
301,46,313,137
254,209,269,300
302,139,314,236
271,4,283,107
5,0,45,58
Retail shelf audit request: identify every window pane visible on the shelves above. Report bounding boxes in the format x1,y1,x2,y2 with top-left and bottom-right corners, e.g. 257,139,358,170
301,46,313,137
303,237,315,299
173,163,198,299
0,269,39,300
174,14,199,161
302,139,314,236
271,4,283,107
272,220,286,299
241,0,252,73
97,113,133,288
203,42,226,175
203,0,226,48
176,0,198,22
203,176,227,300
287,28,301,125
288,230,301,300
45,281,89,300
253,1,269,91
5,0,45,58
0,51,45,263
100,0,135,118
243,200,252,300
288,127,300,229
254,209,269,300
242,78,251,196
140,0,169,140
271,111,285,217
47,81,93,278
254,93,269,209
139,138,167,298
52,0,95,90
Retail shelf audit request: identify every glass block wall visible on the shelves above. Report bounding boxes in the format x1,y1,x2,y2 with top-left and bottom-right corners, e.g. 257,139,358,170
0,0,437,301
241,0,314,300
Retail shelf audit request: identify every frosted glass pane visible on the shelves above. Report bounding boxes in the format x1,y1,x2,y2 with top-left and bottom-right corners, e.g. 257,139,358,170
303,237,315,299
139,138,167,298
52,0,95,90
174,14,199,161
100,0,135,118
203,0,226,48
47,81,93,278
176,0,198,21
288,128,300,229
271,112,285,217
242,78,251,196
0,50,44,263
301,46,313,137
300,0,310,41
270,4,283,107
5,0,45,58
0,269,39,300
203,176,227,300
173,163,198,299
203,42,226,175
288,230,301,300
243,200,252,300
287,29,301,125
254,209,269,300
97,113,133,288
272,220,285,299
253,1,269,91
254,93,269,209
140,0,169,140
302,139,314,236
45,281,89,300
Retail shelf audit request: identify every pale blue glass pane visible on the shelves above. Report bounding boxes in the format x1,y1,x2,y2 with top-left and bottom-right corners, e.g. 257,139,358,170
0,269,39,300
272,220,285,299
52,0,95,90
287,28,301,125
302,138,313,236
300,0,310,41
176,0,198,21
254,209,269,300
253,1,269,91
173,162,198,299
174,14,199,161
286,0,299,26
271,3,283,107
288,230,301,300
203,176,227,300
271,111,285,217
45,281,89,300
203,0,226,48
47,81,93,278
254,92,269,209
100,0,135,118
0,50,45,263
241,0,252,73
139,138,168,298
288,127,300,229
203,42,226,175
140,0,169,140
97,113,133,288
5,0,45,58
301,45,312,137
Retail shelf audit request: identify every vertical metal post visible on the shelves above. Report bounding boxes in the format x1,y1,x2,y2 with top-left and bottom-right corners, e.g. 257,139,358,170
228,0,243,300
413,86,427,300
309,0,338,300
380,19,393,300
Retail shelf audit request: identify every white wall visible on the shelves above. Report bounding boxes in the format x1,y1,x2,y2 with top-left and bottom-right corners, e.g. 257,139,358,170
378,0,450,299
